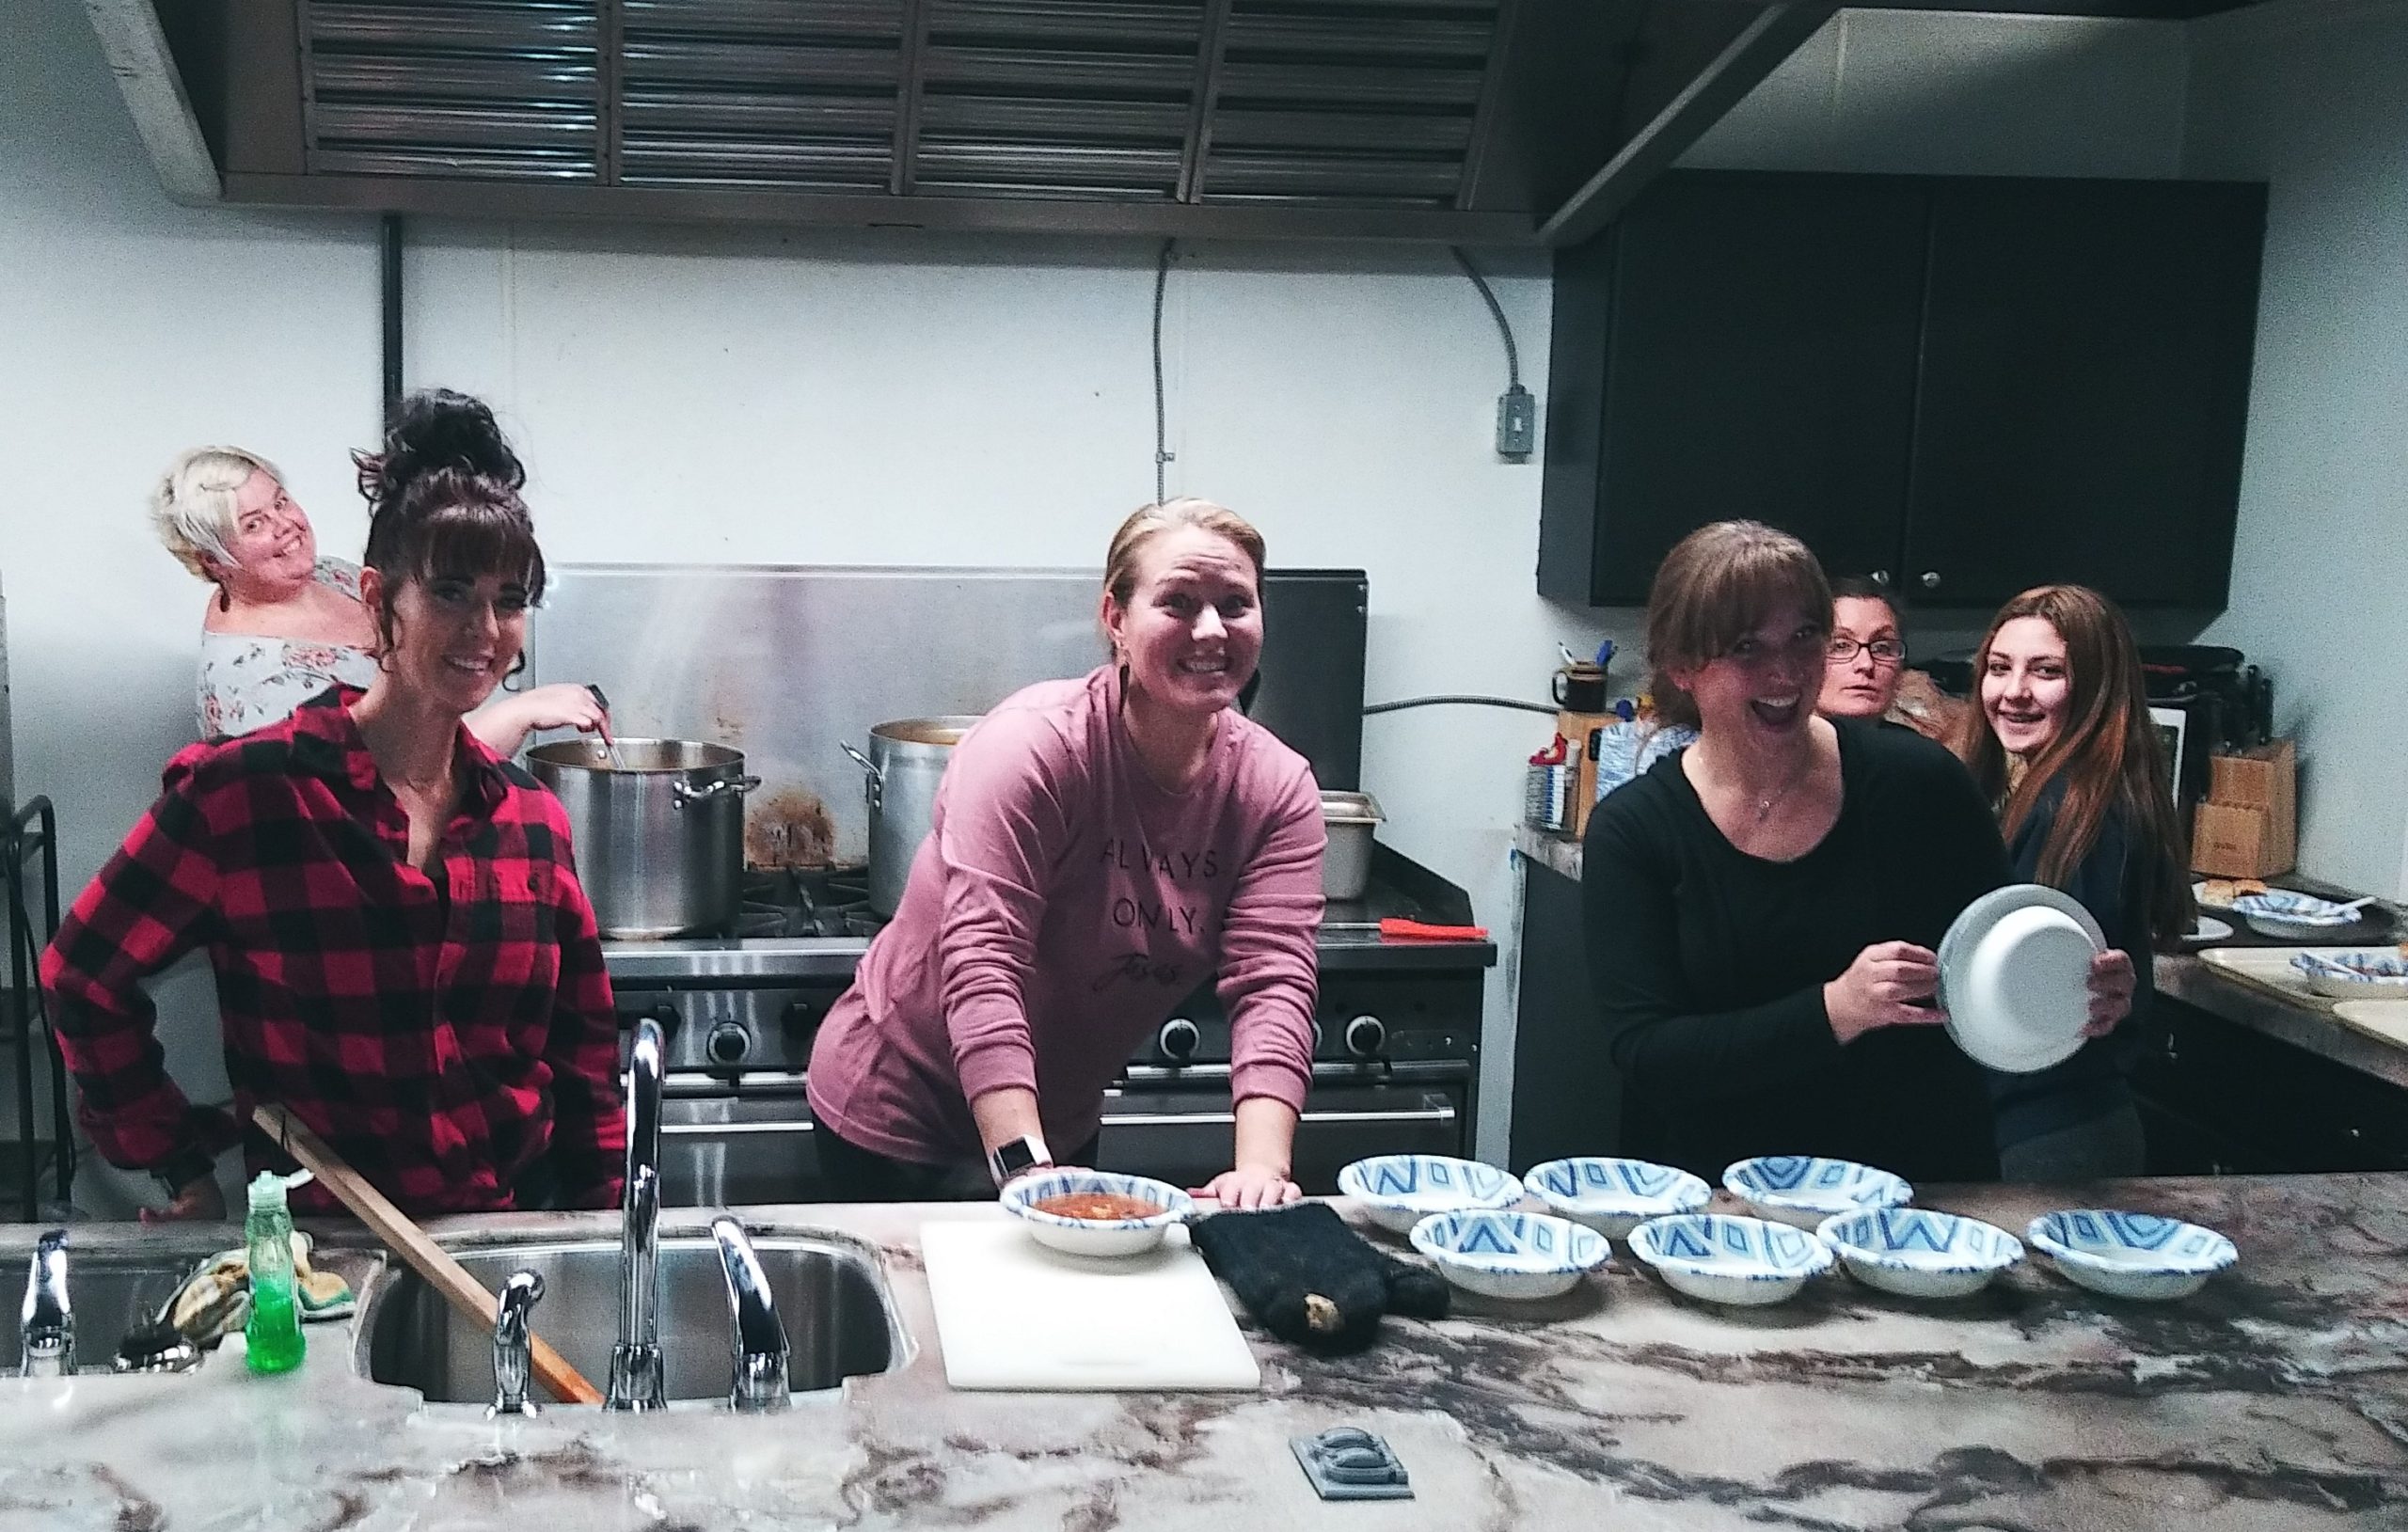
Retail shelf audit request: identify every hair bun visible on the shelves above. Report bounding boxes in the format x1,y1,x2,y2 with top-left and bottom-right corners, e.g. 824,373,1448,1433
356,388,524,511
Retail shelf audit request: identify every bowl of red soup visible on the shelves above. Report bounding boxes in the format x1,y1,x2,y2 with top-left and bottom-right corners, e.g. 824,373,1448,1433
1002,1169,1196,1256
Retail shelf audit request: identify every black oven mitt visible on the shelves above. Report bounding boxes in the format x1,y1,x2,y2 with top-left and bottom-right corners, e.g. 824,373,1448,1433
1190,1202,1449,1355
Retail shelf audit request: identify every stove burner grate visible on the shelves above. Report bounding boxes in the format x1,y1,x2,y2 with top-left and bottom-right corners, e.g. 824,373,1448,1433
734,865,884,938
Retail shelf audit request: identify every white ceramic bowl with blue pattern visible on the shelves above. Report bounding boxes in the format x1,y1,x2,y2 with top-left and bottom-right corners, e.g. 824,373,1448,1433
1628,1212,1832,1305
1000,1169,1195,1257
1338,1154,1524,1233
2234,890,2364,941
1815,1208,2025,1299
1408,1209,1611,1301
2289,950,2408,1000
1722,1156,1912,1229
2025,1209,2238,1301
1524,1157,1713,1238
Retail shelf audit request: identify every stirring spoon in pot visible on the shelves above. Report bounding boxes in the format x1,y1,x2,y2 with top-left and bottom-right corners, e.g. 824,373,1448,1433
585,684,626,771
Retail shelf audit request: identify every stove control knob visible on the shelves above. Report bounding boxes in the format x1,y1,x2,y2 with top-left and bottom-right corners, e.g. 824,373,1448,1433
706,1022,751,1067
781,997,821,1033
647,1003,682,1035
1157,1018,1201,1064
1344,1015,1387,1060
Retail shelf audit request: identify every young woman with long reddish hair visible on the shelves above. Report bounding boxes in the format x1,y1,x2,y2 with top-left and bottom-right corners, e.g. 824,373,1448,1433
1961,584,2195,1179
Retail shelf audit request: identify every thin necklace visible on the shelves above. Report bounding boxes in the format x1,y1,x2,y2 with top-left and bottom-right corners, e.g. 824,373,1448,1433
1748,752,1814,823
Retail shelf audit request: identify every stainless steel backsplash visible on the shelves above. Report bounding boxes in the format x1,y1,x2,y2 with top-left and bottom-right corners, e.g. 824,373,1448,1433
520,565,1366,868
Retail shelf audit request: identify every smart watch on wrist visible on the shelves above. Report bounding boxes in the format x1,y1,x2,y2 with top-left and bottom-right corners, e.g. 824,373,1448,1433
987,1133,1053,1187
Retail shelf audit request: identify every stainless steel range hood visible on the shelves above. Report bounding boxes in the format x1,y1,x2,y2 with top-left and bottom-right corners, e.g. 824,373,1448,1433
100,0,1861,244
92,1,2276,245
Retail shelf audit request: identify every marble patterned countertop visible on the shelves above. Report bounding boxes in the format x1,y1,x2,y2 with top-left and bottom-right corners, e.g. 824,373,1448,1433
3,1179,2406,1529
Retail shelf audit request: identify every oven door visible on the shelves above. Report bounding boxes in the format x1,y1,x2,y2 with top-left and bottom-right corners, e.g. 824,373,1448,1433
1096,1083,1464,1195
658,1073,817,1208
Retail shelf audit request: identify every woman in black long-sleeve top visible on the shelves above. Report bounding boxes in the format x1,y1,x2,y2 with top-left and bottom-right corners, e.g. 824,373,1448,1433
1581,523,2136,1183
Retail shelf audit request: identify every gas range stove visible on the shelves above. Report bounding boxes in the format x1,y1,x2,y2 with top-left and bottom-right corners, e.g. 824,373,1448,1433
601,846,1496,1199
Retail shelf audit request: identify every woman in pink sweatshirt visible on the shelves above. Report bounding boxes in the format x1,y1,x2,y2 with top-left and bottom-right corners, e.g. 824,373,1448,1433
807,499,1323,1208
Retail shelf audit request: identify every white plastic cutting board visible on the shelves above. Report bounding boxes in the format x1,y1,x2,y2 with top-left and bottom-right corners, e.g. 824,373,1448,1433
2334,1000,2408,1050
920,1219,1260,1392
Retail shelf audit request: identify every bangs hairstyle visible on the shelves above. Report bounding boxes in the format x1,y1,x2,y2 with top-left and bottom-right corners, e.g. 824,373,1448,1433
151,445,284,581
1643,520,1832,729
1956,584,2196,947
353,390,546,648
1102,497,1266,605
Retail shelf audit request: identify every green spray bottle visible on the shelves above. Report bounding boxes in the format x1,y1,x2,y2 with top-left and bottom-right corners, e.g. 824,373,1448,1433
243,1170,311,1374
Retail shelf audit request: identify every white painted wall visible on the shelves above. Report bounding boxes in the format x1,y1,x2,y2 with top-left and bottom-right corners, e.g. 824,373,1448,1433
2182,0,2408,899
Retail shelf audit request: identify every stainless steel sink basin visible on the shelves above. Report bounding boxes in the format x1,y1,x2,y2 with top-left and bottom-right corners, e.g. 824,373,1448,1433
0,1250,208,1375
357,1232,905,1404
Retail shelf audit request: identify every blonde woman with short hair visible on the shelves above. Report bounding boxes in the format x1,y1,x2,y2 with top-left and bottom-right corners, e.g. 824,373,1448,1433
151,443,606,750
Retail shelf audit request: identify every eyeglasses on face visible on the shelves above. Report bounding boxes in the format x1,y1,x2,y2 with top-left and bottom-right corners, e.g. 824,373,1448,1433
1827,637,1906,665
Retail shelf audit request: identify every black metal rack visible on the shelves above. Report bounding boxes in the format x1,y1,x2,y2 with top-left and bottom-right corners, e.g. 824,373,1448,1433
6,797,71,1222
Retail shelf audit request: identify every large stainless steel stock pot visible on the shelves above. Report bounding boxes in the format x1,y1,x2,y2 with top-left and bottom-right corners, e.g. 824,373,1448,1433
529,738,760,938
839,716,982,918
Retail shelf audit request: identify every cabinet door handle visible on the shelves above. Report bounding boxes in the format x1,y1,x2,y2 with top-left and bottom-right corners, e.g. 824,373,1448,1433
1920,571,1941,590
1871,570,1892,588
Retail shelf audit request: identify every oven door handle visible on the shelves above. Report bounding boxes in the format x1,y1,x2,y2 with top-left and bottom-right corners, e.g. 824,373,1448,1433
1098,1104,1458,1130
661,1120,819,1139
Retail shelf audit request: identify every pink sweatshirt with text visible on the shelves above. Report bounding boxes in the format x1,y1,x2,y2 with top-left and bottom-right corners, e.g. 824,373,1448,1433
806,666,1325,1166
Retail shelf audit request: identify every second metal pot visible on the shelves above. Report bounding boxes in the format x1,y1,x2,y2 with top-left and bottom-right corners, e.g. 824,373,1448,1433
840,716,982,918
1321,789,1384,902
529,738,760,939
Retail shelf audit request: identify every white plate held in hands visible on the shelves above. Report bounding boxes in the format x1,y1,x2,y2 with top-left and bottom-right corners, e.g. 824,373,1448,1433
1938,884,2106,1074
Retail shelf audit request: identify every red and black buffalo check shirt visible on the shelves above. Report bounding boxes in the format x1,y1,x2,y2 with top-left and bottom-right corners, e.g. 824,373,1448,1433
42,688,625,1216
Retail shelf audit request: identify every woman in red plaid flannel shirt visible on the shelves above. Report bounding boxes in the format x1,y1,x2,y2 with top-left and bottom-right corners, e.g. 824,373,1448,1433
44,391,626,1220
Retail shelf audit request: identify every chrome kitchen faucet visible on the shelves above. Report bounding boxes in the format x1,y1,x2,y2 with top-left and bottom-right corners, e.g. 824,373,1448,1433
607,1018,666,1411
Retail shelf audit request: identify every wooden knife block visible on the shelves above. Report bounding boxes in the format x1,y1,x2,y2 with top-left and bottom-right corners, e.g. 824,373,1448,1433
2192,737,2296,878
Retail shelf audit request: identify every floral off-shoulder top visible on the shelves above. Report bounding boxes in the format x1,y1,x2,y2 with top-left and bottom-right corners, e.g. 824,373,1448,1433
196,559,380,739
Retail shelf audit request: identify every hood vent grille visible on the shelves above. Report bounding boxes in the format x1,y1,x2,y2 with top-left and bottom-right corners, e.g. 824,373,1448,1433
1205,4,1494,207
305,2,604,182
620,0,907,191
298,0,1499,209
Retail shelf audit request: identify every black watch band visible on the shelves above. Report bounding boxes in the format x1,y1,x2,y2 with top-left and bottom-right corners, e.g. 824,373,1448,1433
988,1133,1053,1187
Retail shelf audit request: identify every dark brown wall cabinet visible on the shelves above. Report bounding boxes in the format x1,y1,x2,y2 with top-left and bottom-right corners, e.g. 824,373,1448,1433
1538,170,2267,609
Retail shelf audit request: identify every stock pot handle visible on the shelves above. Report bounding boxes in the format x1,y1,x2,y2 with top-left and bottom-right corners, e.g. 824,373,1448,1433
670,774,763,808
837,741,882,811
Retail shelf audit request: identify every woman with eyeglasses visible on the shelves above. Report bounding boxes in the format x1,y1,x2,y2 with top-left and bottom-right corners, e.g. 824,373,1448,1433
1818,576,1909,721
1579,521,2133,1183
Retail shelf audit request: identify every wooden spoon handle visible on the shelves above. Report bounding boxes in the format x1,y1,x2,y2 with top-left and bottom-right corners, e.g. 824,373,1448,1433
252,1104,604,1406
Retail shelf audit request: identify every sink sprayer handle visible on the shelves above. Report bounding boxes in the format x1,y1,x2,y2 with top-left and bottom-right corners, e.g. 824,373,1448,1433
489,1269,545,1417
17,1228,72,1379
711,1216,790,1413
